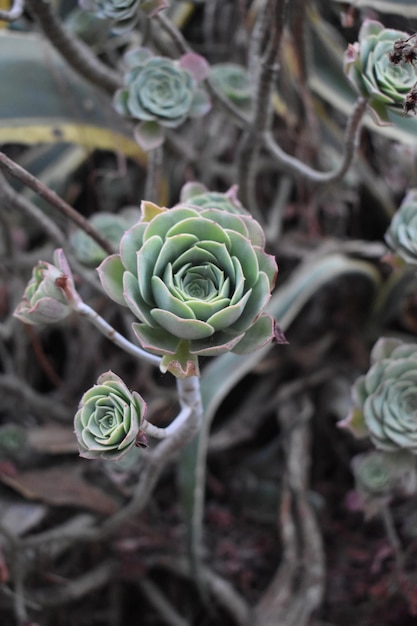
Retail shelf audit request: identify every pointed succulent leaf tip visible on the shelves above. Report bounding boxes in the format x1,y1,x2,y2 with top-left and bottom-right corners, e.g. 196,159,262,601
74,370,147,461
99,198,281,377
141,200,168,222
344,19,417,124
386,189,417,265
13,249,78,325
348,338,417,453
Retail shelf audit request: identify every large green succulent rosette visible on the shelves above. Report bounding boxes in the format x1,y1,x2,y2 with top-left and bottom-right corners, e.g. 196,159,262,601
385,189,417,264
344,20,417,123
98,201,279,377
351,338,417,453
74,371,146,460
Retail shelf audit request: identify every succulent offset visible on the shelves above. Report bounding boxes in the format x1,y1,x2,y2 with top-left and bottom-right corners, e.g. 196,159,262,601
74,371,146,460
344,19,417,123
79,0,168,32
98,200,280,377
70,210,139,267
179,182,249,215
114,48,211,150
385,189,417,264
13,249,78,325
209,63,253,112
349,338,417,453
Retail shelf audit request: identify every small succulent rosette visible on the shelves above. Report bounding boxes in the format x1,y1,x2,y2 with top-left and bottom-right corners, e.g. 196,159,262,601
344,20,417,123
98,200,283,377
79,0,168,33
114,48,211,150
350,450,417,516
14,249,79,325
385,189,417,264
74,371,146,460
70,209,139,267
209,63,253,113
346,338,417,453
179,182,249,216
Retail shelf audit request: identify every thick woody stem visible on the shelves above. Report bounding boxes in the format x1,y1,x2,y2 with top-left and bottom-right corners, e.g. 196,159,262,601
26,0,122,93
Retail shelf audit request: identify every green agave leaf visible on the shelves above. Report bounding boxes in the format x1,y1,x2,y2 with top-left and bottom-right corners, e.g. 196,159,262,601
330,0,417,16
308,7,417,144
179,252,382,583
0,31,145,163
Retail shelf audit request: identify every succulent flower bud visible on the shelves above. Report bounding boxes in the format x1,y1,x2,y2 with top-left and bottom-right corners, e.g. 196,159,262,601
74,371,147,460
14,249,79,325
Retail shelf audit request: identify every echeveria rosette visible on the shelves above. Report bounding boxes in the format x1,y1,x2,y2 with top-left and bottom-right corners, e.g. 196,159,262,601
98,201,281,378
79,0,168,33
74,371,146,460
14,249,79,325
344,20,417,123
385,189,417,264
349,338,417,454
114,48,211,150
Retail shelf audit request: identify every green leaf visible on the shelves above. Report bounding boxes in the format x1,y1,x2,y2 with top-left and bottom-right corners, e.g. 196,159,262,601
0,31,146,163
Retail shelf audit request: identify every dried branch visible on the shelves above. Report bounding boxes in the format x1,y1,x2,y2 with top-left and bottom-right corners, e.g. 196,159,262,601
0,152,115,255
26,0,122,93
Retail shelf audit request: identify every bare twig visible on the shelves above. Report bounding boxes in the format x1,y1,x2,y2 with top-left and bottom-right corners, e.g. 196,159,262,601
137,578,191,626
26,0,122,93
0,152,115,255
0,373,73,421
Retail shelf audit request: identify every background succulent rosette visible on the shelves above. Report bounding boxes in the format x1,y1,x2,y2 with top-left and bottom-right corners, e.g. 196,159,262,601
79,0,167,33
98,201,280,377
344,19,417,123
114,48,211,150
74,371,146,460
179,182,249,215
385,189,417,264
349,338,417,453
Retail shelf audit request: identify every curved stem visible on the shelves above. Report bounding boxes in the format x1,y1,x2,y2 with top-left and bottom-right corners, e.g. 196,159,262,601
0,152,115,256
26,0,122,94
142,405,192,440
75,302,161,366
263,96,368,184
